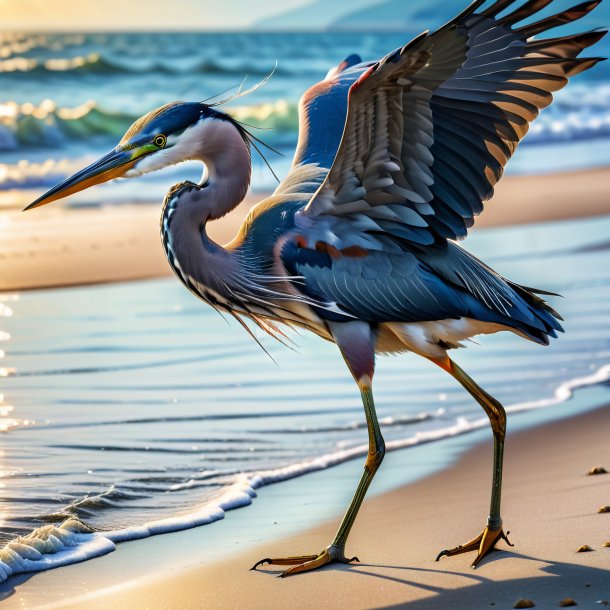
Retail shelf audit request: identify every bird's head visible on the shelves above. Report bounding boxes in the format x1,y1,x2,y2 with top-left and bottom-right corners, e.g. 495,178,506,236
25,101,243,210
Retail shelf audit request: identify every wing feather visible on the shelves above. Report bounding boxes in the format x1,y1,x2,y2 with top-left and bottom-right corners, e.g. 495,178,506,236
298,0,606,244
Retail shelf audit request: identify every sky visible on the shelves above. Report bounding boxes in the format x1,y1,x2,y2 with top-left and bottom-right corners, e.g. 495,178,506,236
0,0,314,31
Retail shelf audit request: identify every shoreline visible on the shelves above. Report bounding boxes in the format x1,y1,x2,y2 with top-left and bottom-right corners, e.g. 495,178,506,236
1,383,608,609
1,166,609,608
1,166,610,292
59,401,610,610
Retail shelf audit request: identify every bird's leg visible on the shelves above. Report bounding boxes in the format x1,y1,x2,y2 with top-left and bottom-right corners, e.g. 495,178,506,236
251,321,384,577
332,380,385,549
251,382,384,577
433,357,513,568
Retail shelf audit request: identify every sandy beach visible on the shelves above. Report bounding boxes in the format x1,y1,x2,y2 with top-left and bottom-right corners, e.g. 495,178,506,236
0,167,608,609
25,401,608,610
2,166,610,292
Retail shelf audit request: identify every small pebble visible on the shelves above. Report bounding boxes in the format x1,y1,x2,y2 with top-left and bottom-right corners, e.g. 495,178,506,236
603,541,610,548
596,601,609,606
558,599,577,607
576,544,593,553
599,506,610,514
514,600,535,609
588,466,608,475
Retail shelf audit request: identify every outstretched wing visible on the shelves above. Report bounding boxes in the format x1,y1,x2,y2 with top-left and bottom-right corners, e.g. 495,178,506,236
299,0,606,246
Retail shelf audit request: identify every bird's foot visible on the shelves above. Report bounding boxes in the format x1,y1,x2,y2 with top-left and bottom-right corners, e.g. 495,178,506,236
436,521,513,568
250,544,359,577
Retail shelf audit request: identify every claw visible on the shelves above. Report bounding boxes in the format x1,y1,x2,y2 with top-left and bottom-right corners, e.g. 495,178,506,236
250,558,272,570
436,523,513,568
436,533,482,562
280,553,331,577
251,545,359,577
251,554,318,571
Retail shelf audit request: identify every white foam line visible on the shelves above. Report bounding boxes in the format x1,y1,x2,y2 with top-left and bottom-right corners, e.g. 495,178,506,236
504,363,610,415
0,520,114,582
0,363,608,585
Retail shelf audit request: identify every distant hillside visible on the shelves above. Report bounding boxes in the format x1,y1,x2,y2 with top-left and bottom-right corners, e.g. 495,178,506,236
254,0,381,31
329,0,467,31
335,0,609,33
257,0,609,34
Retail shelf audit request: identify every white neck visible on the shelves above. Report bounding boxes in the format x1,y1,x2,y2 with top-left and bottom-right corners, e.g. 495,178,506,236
132,117,251,221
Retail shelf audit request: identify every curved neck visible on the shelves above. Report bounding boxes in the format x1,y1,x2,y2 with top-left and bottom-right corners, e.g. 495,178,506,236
197,119,251,222
161,118,252,296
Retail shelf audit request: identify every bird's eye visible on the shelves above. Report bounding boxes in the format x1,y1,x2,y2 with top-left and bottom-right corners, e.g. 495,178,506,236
154,134,167,148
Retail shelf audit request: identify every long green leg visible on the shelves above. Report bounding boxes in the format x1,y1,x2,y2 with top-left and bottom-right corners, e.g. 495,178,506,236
332,382,385,549
436,358,513,567
251,380,385,577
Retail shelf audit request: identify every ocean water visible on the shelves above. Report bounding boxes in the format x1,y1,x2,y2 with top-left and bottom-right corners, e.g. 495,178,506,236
0,214,610,582
0,30,609,205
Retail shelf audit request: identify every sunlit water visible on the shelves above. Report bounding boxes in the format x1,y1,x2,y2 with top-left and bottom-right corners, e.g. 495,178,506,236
0,30,609,202
0,215,609,581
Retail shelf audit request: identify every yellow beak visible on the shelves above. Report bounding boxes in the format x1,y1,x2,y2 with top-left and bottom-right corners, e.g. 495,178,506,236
24,148,140,211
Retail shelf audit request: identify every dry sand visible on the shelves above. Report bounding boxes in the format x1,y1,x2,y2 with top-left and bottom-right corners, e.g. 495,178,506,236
0,195,256,291
1,167,609,292
52,404,610,610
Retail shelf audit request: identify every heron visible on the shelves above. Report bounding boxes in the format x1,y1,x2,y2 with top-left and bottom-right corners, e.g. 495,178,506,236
27,0,605,577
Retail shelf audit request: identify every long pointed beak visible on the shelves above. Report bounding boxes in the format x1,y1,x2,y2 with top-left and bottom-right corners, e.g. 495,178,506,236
24,148,140,211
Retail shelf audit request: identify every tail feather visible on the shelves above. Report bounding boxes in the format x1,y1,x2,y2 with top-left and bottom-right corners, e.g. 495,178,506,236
419,242,564,345
509,282,564,320
507,281,565,334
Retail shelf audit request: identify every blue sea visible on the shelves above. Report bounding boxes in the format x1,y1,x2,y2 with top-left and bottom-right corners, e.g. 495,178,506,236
0,29,610,585
0,30,609,205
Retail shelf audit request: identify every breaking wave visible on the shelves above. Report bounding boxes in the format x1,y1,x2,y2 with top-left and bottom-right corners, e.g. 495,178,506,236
0,98,299,154
0,100,136,151
2,99,610,196
0,52,322,78
2,85,610,157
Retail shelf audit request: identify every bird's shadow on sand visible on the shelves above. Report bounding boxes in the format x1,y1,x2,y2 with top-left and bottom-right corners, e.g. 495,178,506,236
3,550,608,606
255,549,609,608
254,547,517,581
349,550,609,608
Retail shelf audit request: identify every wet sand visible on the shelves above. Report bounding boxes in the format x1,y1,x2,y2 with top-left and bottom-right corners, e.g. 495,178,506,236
38,403,610,610
2,167,610,291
